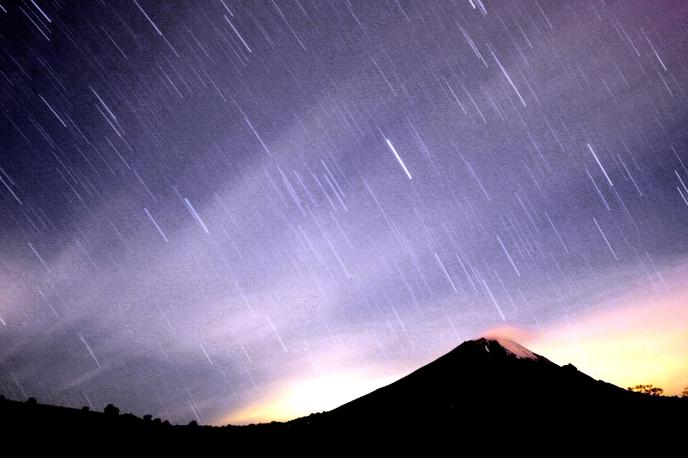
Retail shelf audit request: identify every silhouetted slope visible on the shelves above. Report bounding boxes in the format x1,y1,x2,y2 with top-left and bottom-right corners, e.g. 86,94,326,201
292,338,685,435
2,338,685,447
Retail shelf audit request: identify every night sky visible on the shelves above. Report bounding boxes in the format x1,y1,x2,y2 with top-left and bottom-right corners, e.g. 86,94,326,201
1,0,688,425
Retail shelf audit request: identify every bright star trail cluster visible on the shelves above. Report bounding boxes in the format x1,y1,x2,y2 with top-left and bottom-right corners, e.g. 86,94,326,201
1,1,687,424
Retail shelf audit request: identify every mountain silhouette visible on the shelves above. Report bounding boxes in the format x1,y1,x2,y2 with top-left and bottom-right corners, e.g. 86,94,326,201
2,337,685,449
316,337,638,423
290,337,686,441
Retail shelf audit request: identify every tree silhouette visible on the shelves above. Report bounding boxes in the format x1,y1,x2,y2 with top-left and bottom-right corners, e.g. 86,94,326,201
627,384,664,396
682,386,688,398
104,403,120,416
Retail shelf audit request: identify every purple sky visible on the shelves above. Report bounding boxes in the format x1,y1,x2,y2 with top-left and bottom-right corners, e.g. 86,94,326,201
1,0,687,424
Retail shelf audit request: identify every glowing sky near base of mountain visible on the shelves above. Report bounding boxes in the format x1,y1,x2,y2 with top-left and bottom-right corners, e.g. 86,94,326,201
511,268,688,397
1,1,687,424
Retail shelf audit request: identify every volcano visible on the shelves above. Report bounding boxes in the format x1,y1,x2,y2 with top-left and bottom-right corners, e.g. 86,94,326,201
290,337,684,437
2,337,685,446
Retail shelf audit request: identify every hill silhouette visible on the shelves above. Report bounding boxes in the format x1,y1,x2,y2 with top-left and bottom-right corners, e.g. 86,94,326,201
2,338,685,448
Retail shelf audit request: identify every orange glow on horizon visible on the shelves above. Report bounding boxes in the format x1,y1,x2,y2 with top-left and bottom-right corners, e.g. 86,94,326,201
486,291,688,396
218,369,398,426
220,274,688,425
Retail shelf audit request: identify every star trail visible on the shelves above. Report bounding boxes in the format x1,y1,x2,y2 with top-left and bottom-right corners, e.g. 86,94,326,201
1,0,687,425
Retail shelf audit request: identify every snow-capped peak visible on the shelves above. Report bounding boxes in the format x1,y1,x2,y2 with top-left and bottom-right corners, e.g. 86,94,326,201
489,338,538,360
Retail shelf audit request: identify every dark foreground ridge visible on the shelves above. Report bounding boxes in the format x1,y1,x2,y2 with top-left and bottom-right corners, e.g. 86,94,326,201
2,338,685,448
